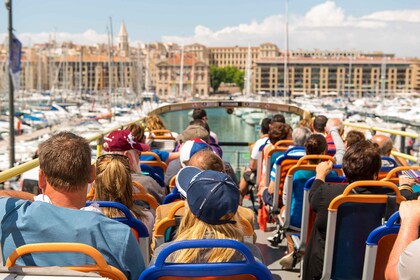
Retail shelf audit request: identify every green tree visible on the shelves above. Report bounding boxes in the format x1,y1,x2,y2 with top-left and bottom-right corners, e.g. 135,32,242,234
210,65,245,93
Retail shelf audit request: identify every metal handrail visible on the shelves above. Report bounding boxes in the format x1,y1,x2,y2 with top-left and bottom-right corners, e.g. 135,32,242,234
344,122,418,138
0,118,145,184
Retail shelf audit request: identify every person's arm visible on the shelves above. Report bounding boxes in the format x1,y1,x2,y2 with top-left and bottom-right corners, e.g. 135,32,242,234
329,127,345,165
0,190,35,201
315,161,333,182
385,198,420,280
165,152,180,164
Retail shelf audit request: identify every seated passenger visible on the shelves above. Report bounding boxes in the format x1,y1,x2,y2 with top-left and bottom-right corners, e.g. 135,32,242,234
372,134,409,166
386,198,420,280
126,122,179,164
151,150,255,252
103,129,166,204
0,131,144,280
302,140,413,280
192,108,219,144
93,153,155,235
152,167,262,264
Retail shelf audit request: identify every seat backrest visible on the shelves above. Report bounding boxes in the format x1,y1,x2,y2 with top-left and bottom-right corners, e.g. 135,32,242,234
381,165,420,184
141,151,168,174
85,201,150,266
264,140,294,185
162,187,182,204
6,242,127,280
377,156,398,180
322,181,405,280
283,155,342,230
362,211,400,280
256,140,270,187
141,163,165,187
139,239,273,280
299,175,346,252
147,130,176,152
270,149,305,212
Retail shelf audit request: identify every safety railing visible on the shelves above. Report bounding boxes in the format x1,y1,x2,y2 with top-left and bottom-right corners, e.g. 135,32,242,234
0,118,144,184
344,122,418,163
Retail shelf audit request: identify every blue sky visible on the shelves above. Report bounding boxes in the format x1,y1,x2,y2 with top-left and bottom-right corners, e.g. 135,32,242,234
1,0,419,56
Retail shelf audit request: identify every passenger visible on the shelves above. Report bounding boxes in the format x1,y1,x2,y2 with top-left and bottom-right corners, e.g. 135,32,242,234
93,153,155,235
145,113,166,133
302,140,413,280
164,125,210,187
239,117,271,199
152,167,262,264
189,118,223,157
277,134,328,269
312,115,328,136
325,117,343,150
330,129,366,165
103,129,166,204
372,134,409,166
296,118,313,130
192,108,218,144
126,122,179,164
151,150,255,252
385,197,420,280
271,113,286,124
0,131,144,280
179,138,213,167
325,118,344,163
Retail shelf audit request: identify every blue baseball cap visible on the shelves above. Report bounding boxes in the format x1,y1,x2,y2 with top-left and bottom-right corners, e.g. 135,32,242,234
175,166,240,225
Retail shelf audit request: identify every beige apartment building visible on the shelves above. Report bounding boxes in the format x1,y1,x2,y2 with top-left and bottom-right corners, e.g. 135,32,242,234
0,22,419,99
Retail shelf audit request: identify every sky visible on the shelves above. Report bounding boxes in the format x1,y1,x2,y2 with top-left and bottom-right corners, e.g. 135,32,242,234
0,0,419,57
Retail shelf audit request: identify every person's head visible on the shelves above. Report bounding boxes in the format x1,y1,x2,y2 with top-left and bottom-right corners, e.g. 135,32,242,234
312,115,328,134
189,119,210,134
192,108,208,121
304,134,328,164
371,134,393,156
326,118,344,135
179,138,212,167
125,123,146,143
342,140,381,183
260,118,272,134
145,114,166,131
188,149,224,172
344,130,365,148
271,114,286,124
173,167,243,262
177,125,210,144
268,122,290,144
292,126,312,146
103,129,148,174
93,154,134,218
297,118,313,130
38,131,93,193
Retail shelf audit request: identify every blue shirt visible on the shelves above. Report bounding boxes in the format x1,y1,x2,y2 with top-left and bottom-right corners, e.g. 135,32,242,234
0,198,144,280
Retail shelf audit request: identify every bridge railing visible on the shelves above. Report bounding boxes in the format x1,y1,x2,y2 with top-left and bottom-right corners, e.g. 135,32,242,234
0,118,144,184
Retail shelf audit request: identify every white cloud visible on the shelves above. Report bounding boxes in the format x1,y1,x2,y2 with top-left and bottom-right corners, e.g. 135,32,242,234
161,1,420,57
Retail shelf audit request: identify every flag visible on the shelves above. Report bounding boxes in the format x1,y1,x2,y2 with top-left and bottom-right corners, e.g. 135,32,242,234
9,33,22,74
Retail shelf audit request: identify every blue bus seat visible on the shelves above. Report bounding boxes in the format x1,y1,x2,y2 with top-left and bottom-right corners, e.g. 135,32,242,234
362,211,400,280
140,239,273,280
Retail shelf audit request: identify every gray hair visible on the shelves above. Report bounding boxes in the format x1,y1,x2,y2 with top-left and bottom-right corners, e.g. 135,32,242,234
292,126,312,146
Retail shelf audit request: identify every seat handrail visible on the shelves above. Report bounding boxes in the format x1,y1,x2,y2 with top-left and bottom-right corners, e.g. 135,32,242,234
6,242,127,280
382,165,420,181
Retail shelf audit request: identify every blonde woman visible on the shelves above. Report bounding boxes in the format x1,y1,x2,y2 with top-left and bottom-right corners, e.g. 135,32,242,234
151,167,263,264
94,154,154,235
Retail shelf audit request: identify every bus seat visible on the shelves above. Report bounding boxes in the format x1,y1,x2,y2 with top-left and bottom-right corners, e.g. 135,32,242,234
6,242,127,280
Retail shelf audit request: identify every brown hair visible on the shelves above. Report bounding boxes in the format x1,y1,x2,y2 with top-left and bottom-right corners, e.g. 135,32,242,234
38,131,91,192
304,134,327,164
342,140,381,183
345,130,365,148
268,122,290,144
126,123,145,143
145,114,167,132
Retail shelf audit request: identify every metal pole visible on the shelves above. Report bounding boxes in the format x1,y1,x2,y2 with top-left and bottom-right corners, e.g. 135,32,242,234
283,0,289,103
6,0,15,168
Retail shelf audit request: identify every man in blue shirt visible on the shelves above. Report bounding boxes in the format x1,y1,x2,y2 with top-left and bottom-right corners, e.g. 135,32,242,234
0,131,144,280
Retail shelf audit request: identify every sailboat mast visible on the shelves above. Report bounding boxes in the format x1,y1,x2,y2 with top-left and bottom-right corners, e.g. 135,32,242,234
284,0,289,102
179,45,184,98
245,43,252,97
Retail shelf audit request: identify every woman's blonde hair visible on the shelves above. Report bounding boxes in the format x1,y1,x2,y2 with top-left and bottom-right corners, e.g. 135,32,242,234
93,154,145,220
171,204,244,263
145,114,166,132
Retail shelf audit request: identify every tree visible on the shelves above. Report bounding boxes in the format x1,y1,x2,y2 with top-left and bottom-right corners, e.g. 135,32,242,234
210,65,245,93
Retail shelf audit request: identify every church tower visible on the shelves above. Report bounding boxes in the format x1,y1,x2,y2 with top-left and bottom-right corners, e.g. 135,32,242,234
118,21,129,57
